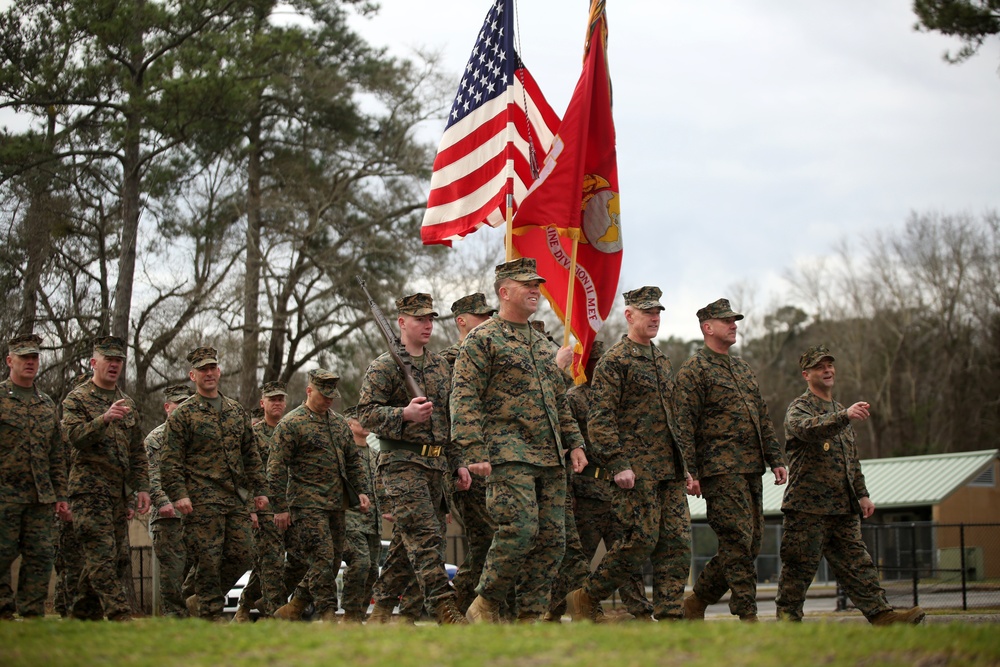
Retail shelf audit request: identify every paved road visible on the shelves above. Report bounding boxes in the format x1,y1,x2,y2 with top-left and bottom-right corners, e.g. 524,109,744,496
599,585,1000,622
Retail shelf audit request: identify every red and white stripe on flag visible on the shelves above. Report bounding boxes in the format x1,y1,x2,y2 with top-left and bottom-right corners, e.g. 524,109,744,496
420,0,559,247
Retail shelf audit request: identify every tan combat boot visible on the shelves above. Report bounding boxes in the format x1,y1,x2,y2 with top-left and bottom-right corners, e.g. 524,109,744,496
465,595,500,624
366,601,395,625
273,597,308,621
739,613,759,623
566,588,600,622
231,604,252,623
682,592,707,620
185,594,200,617
871,606,926,626
435,598,470,625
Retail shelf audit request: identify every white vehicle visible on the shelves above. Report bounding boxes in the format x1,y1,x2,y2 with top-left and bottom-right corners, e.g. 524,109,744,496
223,540,458,618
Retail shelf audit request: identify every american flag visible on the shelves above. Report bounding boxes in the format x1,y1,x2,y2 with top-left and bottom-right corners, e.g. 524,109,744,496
420,0,560,246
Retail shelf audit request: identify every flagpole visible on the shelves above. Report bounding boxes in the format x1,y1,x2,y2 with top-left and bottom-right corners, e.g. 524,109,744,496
562,238,579,348
505,191,514,261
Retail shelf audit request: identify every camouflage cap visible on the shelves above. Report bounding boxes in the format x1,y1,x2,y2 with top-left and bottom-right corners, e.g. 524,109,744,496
308,368,341,399
163,384,193,404
450,292,496,316
696,298,744,323
589,339,606,360
7,333,42,356
260,381,287,398
93,335,127,358
623,286,665,311
186,346,219,369
799,344,836,371
494,257,545,283
396,293,438,317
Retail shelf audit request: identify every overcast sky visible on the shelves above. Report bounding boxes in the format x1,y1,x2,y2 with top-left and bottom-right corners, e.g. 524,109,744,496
349,0,1000,339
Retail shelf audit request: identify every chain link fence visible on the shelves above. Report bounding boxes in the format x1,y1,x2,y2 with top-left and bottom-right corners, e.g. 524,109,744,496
842,522,1000,612
687,521,1000,611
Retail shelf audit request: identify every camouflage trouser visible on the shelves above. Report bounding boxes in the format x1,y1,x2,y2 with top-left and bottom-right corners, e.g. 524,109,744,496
0,502,56,617
281,521,310,606
289,507,345,615
478,462,566,617
694,473,763,617
546,480,592,617
71,493,132,620
54,517,81,617
238,514,287,616
341,530,382,615
450,475,496,613
372,462,453,616
575,495,652,616
585,480,691,619
184,505,254,619
371,522,443,619
776,511,890,620
151,517,192,617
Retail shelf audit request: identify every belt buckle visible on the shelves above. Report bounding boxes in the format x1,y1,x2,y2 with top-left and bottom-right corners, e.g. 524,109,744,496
421,445,442,457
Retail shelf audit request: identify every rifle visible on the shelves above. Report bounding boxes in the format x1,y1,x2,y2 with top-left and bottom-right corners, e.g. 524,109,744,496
357,276,422,399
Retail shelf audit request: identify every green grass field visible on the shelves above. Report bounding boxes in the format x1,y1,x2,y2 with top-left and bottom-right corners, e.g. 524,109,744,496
3,617,1000,667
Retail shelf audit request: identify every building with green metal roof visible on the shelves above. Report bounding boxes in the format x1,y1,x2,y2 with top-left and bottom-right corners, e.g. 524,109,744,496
687,448,999,521
687,449,1000,584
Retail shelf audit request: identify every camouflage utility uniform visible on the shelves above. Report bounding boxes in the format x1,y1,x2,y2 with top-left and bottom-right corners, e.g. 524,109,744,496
451,314,585,617
237,419,289,616
440,341,462,369
62,381,149,620
53,371,91,618
775,390,891,620
672,345,785,618
443,337,495,615
268,403,371,616
358,348,462,619
145,421,192,617
161,393,266,619
0,377,66,618
340,438,381,620
567,383,651,618
580,334,692,619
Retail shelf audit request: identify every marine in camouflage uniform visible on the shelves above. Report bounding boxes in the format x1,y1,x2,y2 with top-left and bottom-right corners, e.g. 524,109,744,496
358,293,469,625
145,383,194,617
53,371,92,618
339,408,382,623
0,334,67,619
161,346,268,621
537,328,594,622
62,336,151,621
560,340,653,620
234,381,289,620
775,346,924,626
569,288,693,622
268,370,372,622
671,299,786,621
442,293,498,614
451,259,587,623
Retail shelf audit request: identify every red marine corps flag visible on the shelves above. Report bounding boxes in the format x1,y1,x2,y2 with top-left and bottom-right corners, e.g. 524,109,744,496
510,0,622,381
420,0,560,246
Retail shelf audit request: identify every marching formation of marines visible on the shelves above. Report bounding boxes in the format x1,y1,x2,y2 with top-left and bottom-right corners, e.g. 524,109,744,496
0,257,924,626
